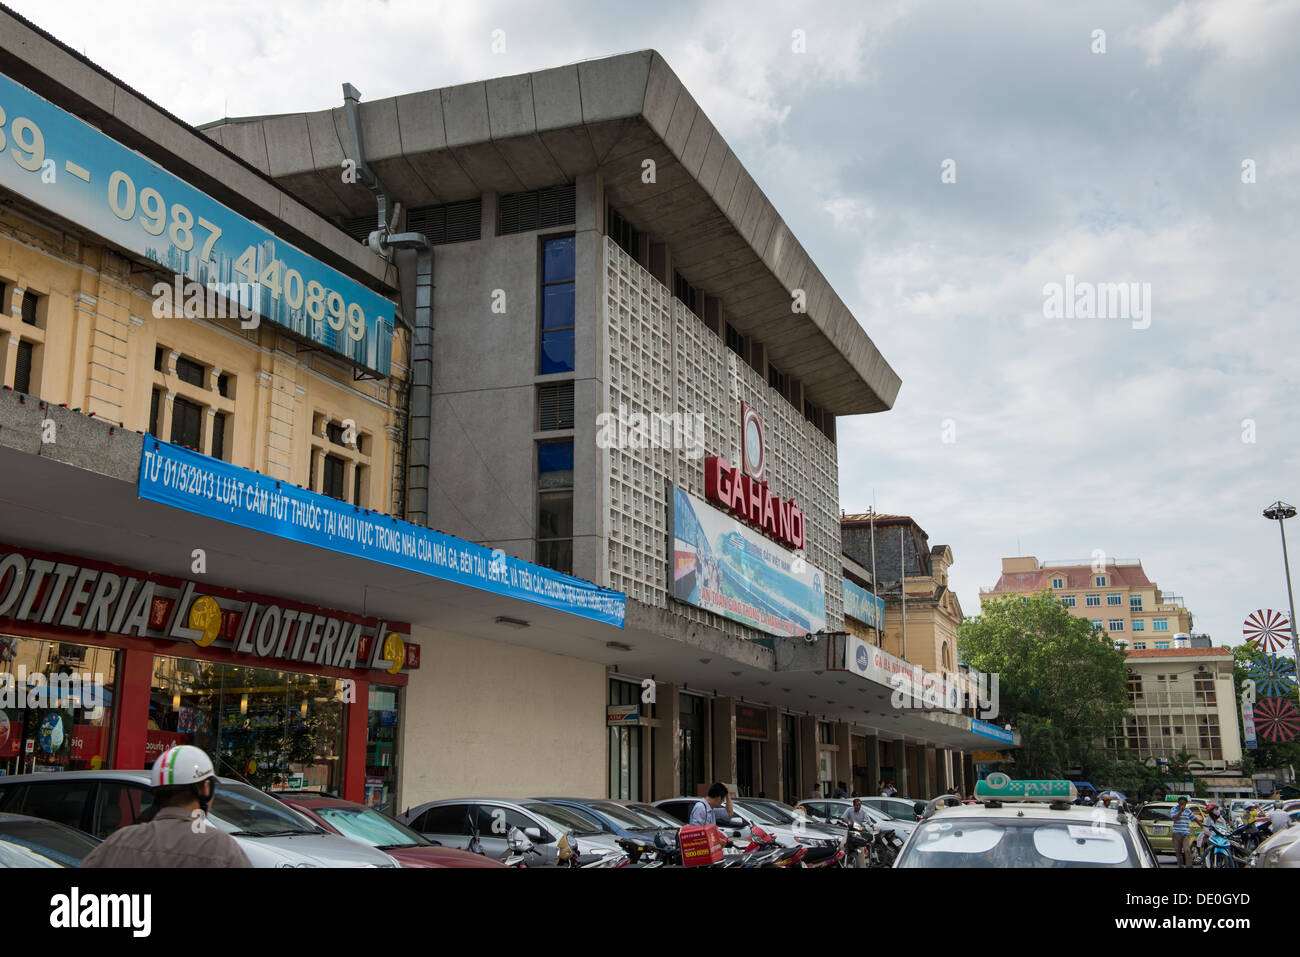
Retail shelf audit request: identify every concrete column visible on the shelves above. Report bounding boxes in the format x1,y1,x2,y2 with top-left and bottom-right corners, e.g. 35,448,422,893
311,448,326,494
936,748,950,794
917,745,932,799
652,683,680,800
3,335,19,388
201,407,215,456
800,716,817,799
712,696,736,788
760,705,781,800
865,733,880,795
160,393,175,443
833,722,852,794
892,739,908,795
955,751,967,795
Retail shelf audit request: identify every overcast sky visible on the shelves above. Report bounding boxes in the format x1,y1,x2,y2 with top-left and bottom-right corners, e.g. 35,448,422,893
14,0,1298,651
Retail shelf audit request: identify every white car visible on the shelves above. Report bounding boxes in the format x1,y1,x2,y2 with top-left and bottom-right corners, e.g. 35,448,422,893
652,797,845,852
894,778,1158,868
0,770,399,867
1253,818,1300,868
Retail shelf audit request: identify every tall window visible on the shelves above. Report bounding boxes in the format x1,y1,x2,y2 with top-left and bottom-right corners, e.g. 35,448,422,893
540,237,575,374
21,290,41,326
1095,576,1107,586
609,679,642,801
1130,595,1143,611
1051,577,1064,589
537,440,573,574
1132,619,1145,631
170,396,203,450
680,694,707,798
13,340,34,394
322,454,346,501
724,322,745,359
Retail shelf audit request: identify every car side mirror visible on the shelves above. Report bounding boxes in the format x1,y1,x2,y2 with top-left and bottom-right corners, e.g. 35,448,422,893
506,826,534,852
523,826,552,844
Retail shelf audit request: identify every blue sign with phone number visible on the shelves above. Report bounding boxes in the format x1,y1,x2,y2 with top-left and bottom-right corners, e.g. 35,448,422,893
0,70,394,375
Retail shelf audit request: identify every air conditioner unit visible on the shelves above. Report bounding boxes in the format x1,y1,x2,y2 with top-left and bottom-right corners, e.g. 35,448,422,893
1196,664,1208,673
1126,668,1136,676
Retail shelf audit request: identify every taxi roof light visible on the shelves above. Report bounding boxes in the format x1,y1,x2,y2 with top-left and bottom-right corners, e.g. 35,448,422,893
974,774,1078,803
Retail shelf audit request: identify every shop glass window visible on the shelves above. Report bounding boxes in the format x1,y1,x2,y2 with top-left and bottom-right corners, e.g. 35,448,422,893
365,686,400,811
539,236,575,374
148,656,347,794
170,396,203,450
679,693,706,798
0,635,118,776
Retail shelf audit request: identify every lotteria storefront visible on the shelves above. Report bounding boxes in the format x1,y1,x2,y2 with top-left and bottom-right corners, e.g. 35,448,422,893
0,544,417,809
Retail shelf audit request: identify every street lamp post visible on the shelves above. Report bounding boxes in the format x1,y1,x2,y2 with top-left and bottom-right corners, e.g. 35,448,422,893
1262,501,1300,701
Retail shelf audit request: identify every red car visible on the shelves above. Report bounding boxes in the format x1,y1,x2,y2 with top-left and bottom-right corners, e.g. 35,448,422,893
276,792,505,868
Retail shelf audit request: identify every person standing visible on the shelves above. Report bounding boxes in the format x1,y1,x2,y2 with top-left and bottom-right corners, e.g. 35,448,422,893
833,781,849,799
1170,797,1195,868
80,745,251,868
1266,803,1292,835
690,782,735,828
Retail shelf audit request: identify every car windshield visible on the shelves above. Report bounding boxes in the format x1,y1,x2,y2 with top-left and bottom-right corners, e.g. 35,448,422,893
732,801,782,824
206,783,320,837
0,820,98,867
897,819,1139,868
1139,807,1173,821
628,804,684,828
314,806,429,848
586,801,661,830
0,838,64,867
521,803,604,836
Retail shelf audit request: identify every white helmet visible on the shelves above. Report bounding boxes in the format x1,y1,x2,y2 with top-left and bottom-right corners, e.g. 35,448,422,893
151,745,216,789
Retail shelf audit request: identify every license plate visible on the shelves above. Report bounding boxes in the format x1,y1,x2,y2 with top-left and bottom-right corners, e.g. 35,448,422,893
1152,826,1168,835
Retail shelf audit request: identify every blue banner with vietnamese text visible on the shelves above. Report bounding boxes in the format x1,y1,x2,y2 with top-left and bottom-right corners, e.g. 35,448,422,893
137,441,626,628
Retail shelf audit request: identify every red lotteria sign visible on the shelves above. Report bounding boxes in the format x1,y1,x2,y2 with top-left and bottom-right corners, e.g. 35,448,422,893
704,456,805,551
144,729,191,762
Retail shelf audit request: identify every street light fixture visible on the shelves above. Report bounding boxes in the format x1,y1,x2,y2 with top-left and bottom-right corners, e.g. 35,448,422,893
1262,501,1300,698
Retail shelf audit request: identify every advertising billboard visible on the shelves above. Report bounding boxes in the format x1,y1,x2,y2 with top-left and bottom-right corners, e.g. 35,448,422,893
0,70,395,375
842,577,885,630
669,486,825,638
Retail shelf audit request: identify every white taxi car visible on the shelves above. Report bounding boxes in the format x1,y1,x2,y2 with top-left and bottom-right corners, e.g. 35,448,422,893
1253,819,1300,868
893,775,1159,868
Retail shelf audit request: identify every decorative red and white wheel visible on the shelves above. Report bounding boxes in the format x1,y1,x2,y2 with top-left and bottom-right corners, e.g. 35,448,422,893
1243,609,1291,654
1253,697,1300,743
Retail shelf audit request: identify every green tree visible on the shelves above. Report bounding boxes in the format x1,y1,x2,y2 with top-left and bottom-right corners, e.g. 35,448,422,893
959,591,1130,778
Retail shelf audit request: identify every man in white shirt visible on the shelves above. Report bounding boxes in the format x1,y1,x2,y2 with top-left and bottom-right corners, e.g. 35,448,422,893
1266,805,1293,836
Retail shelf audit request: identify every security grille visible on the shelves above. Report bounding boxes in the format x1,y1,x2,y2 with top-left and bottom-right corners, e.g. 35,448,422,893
538,382,575,430
499,184,575,235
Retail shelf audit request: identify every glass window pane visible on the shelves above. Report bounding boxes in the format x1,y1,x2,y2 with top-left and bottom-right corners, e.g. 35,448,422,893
537,492,573,539
543,237,575,282
538,441,574,485
541,283,575,329
536,538,572,575
539,329,575,374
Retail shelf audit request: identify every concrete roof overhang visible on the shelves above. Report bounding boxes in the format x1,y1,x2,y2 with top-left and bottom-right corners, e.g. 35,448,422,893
1,397,970,746
202,51,901,416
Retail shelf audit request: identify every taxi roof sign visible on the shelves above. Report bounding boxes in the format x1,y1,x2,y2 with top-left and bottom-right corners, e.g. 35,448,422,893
975,773,1077,802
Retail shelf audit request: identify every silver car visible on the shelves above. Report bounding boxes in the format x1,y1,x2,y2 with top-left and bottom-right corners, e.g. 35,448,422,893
398,797,628,866
799,798,917,839
0,770,398,867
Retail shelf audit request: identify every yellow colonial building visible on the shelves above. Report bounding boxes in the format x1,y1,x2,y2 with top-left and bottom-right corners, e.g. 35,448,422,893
982,556,1194,645
1,204,406,511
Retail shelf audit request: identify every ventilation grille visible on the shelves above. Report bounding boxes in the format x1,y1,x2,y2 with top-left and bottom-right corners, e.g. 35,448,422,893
408,199,482,243
538,382,575,431
499,184,576,235
340,214,376,244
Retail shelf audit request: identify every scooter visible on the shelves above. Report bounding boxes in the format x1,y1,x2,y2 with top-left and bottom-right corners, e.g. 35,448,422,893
1199,822,1249,869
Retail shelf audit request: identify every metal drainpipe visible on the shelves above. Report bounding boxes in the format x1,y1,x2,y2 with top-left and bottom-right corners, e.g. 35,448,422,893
343,82,432,523
404,250,432,525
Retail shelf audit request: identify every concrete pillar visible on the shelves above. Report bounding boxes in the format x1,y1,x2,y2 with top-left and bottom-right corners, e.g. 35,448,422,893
865,733,880,795
760,705,781,800
892,739,908,796
652,683,679,800
918,745,932,799
800,716,818,799
936,748,950,794
833,722,852,795
712,696,736,788
954,751,967,795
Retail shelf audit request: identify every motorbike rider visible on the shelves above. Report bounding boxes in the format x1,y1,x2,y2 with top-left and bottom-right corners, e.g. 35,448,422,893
80,745,251,868
1195,803,1225,856
1266,803,1293,835
843,798,873,868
